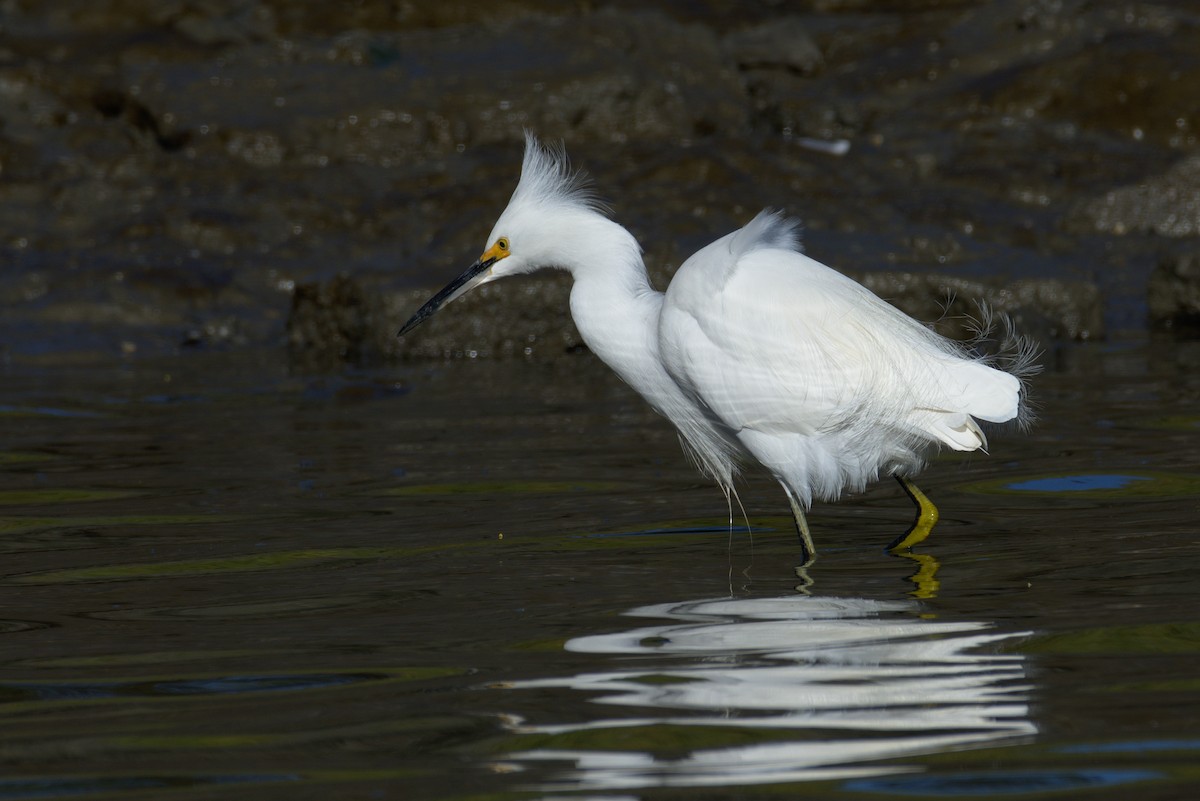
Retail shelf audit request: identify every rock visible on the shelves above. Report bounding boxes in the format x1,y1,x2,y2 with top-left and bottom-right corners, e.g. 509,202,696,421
981,7,1200,150
288,272,582,365
383,275,581,361
1148,254,1200,329
4,1,1196,359
1005,278,1104,342
859,273,1103,343
287,274,383,364
1072,155,1200,237
723,18,823,76
288,271,1101,367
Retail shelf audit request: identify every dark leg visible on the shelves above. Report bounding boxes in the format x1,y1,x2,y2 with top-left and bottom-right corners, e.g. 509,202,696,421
781,482,817,566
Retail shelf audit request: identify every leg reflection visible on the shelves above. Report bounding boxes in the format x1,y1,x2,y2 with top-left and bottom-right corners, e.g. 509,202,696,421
894,550,941,599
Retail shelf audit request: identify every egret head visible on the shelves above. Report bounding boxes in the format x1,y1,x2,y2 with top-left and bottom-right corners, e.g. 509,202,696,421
398,133,604,337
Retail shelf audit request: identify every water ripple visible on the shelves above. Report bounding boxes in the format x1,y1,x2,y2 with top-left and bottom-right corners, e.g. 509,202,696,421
498,595,1034,791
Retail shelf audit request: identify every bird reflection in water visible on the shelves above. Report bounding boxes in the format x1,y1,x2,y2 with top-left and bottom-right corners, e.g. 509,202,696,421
494,594,1033,792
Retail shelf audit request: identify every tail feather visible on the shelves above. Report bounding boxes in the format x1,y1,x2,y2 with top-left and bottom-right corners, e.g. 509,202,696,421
948,359,1022,423
928,414,988,452
910,304,1039,452
964,302,1042,429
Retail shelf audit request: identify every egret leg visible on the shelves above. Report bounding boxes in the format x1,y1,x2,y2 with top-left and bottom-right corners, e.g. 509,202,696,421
888,476,939,551
781,483,817,566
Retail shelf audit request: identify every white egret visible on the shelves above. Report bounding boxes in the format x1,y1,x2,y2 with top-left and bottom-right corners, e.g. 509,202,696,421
399,134,1035,562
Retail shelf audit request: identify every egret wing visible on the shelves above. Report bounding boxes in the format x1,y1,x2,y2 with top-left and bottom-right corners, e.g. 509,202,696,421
662,248,871,434
662,242,1018,447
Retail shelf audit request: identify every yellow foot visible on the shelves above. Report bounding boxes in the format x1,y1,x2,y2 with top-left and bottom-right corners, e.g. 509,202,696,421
888,476,939,551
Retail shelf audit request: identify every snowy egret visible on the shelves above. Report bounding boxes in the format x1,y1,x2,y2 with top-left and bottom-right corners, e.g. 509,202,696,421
399,134,1035,562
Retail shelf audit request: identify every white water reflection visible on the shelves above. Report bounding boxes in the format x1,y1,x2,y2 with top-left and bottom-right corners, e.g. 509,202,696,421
500,595,1035,792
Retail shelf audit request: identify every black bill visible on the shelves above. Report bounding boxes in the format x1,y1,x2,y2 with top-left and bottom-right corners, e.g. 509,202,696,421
397,256,495,337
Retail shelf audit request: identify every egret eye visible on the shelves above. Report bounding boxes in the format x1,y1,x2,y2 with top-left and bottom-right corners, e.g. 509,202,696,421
497,237,510,252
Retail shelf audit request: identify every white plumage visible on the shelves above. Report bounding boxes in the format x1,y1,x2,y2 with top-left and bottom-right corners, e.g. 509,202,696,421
399,134,1036,560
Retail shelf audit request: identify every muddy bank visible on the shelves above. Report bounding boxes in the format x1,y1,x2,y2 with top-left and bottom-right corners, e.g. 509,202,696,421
287,270,1100,365
1,1,1197,360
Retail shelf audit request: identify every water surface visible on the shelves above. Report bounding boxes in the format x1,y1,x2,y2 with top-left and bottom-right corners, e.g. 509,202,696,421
1,341,1198,799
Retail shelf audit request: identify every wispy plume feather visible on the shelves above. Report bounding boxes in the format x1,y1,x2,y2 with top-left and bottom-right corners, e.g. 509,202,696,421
511,131,608,215
963,302,1042,429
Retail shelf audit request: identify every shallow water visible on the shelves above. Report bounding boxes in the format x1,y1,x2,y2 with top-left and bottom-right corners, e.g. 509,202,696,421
2,340,1199,800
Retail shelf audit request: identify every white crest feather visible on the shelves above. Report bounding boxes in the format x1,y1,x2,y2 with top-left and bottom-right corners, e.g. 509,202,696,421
511,132,607,215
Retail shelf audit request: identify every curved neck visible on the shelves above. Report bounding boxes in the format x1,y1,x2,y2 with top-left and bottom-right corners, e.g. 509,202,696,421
558,214,741,489
563,220,674,412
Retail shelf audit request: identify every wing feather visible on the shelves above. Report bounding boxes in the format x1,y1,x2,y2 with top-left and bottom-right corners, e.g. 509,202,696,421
661,221,1021,453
